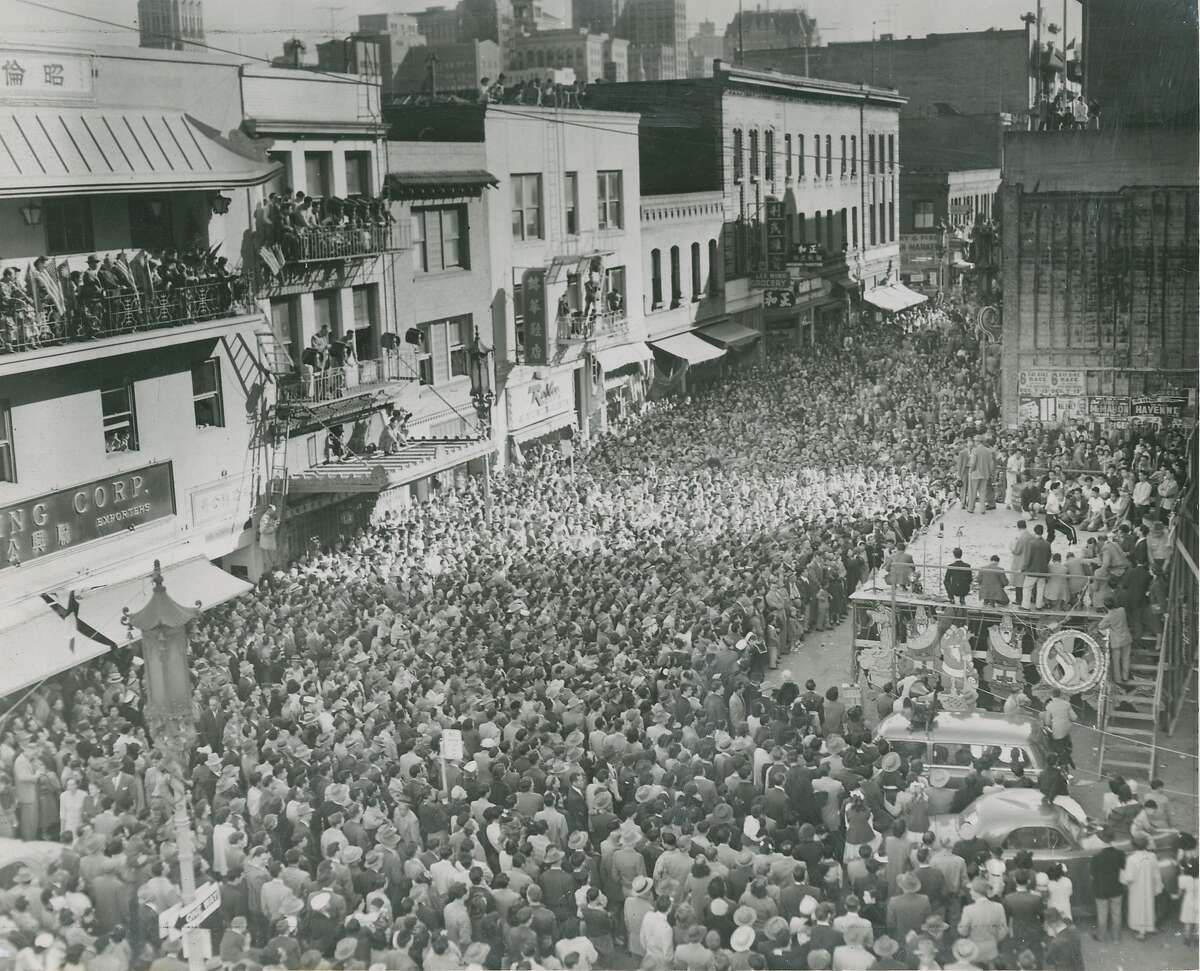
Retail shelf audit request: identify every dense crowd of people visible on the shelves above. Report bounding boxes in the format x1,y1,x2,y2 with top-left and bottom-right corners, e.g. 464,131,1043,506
254,193,396,267
0,249,242,353
0,315,1193,971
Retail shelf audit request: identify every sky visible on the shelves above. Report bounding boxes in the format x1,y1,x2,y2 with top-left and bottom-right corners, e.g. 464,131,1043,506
0,0,1079,64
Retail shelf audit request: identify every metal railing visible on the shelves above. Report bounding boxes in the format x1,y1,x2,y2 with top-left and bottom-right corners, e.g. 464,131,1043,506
277,223,401,262
277,349,413,404
556,310,628,344
0,277,254,356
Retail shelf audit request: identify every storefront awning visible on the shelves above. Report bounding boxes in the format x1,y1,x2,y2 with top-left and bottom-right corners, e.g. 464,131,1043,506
650,331,727,365
862,282,929,313
699,320,761,349
594,341,652,372
385,169,499,200
510,410,576,445
57,556,252,646
0,610,111,698
289,438,494,494
0,108,281,199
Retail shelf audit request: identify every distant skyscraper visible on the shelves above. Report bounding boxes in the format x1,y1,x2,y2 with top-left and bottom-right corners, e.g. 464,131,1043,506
688,19,724,77
138,0,205,50
619,0,687,79
573,0,625,36
724,8,818,64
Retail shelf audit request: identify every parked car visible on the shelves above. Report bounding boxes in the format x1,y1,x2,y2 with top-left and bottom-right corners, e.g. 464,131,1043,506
874,709,1049,786
929,788,1179,909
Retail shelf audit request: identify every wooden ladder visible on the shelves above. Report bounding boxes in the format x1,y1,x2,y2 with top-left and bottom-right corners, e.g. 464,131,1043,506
1096,630,1165,780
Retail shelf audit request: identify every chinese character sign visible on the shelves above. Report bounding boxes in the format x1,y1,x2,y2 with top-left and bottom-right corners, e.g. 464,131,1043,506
0,50,93,99
521,268,549,366
0,463,175,569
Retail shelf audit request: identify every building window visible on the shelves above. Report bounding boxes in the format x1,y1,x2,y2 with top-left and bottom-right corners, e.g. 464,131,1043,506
669,245,682,307
879,201,887,244
825,135,832,177
345,152,371,196
798,134,805,177
191,359,225,428
784,134,792,179
708,238,719,295
826,208,834,250
813,211,822,248
350,284,378,360
797,212,806,244
101,383,139,453
128,195,175,251
840,208,848,251
266,151,290,197
869,205,876,245
412,206,470,271
888,134,895,172
448,316,470,378
868,135,875,175
889,200,895,242
415,323,434,385
749,129,759,177
764,130,774,181
597,170,623,230
304,152,332,197
650,248,662,308
0,402,14,483
840,135,847,176
813,133,820,177
269,297,300,370
606,265,626,311
733,128,744,180
690,241,702,299
511,173,543,240
565,171,578,234
851,206,858,247
850,135,857,176
44,197,94,255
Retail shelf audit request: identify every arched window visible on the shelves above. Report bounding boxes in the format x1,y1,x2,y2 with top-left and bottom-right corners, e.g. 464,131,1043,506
690,241,701,299
669,245,681,307
708,238,719,295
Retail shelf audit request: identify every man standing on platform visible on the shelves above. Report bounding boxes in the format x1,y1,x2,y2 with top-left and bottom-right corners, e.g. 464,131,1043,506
1010,520,1033,607
965,435,995,514
943,549,973,606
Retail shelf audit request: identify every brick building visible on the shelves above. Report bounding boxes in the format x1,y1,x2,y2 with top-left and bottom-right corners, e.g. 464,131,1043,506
999,130,1198,425
741,28,1037,120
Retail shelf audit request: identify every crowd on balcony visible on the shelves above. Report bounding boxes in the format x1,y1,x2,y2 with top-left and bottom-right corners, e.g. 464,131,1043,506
256,192,396,272
0,310,1193,971
0,250,244,355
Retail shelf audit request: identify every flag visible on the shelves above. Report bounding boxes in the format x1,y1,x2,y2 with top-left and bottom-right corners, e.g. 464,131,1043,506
61,591,80,653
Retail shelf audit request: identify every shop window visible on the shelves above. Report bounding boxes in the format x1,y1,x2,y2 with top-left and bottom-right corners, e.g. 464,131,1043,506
101,383,139,453
191,359,225,428
44,197,94,255
0,402,14,483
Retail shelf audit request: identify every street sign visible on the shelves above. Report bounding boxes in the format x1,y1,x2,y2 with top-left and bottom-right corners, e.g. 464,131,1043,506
158,882,221,940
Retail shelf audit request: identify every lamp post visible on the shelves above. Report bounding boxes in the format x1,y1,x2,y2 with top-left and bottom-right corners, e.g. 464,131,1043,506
127,562,204,971
467,327,496,525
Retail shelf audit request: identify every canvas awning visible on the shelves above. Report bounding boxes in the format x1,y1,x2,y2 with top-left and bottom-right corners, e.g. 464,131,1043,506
862,282,929,313
288,438,494,494
593,341,652,372
56,556,252,646
0,108,281,199
385,170,499,200
650,331,726,365
699,320,761,349
0,610,111,698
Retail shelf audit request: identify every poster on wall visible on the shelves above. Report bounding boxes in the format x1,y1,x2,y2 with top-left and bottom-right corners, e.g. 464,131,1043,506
1086,396,1131,420
1017,368,1085,397
1017,398,1040,422
1131,394,1186,420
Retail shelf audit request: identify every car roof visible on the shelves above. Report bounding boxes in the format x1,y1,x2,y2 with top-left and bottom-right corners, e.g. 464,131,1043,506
959,789,1069,830
876,710,1042,746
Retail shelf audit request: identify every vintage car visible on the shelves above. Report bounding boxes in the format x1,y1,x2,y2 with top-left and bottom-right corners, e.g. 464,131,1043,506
930,788,1179,909
874,709,1049,785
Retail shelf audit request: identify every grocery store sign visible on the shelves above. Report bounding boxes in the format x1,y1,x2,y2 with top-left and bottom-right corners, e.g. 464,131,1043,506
1017,368,1085,397
0,462,175,569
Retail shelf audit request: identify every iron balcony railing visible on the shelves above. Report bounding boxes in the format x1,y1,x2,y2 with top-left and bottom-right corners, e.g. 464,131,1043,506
278,222,402,262
557,309,629,344
277,349,414,404
0,277,255,356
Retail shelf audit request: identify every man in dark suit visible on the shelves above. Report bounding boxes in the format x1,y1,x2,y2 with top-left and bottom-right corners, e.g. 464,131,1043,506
1004,868,1045,961
763,769,792,829
100,758,143,815
538,848,578,927
563,773,589,836
199,694,227,753
943,549,973,605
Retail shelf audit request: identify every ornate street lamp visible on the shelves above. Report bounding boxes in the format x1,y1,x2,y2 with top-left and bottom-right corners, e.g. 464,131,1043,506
467,327,496,524
127,562,205,971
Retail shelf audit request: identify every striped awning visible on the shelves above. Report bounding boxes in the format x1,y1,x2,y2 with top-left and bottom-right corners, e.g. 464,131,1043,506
288,438,494,494
0,107,281,198
385,169,499,200
650,331,726,365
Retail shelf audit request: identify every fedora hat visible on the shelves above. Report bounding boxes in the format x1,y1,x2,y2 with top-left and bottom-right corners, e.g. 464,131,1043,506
631,875,653,897
897,871,921,894
733,905,757,928
952,938,978,962
731,926,755,952
873,936,899,958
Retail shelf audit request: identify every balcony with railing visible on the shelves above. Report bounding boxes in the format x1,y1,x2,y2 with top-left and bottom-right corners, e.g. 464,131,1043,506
0,275,256,358
276,348,416,405
556,310,629,347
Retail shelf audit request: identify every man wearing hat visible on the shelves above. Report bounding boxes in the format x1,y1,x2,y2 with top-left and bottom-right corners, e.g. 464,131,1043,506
623,876,655,959
887,870,931,940
538,846,576,927
946,937,982,970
